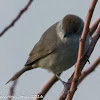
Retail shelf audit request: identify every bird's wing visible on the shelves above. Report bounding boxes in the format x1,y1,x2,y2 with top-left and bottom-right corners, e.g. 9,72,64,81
25,22,59,66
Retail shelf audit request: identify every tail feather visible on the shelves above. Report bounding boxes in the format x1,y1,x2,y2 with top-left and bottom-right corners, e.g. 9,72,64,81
6,66,33,84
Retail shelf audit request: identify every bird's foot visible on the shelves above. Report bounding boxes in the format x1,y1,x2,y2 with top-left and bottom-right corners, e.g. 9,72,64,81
85,54,90,64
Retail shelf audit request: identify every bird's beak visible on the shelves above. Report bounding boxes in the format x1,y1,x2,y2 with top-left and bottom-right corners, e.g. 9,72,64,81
64,32,67,38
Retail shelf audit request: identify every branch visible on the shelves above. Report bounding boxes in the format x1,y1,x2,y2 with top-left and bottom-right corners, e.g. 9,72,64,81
59,54,100,100
0,0,33,37
8,80,17,100
59,22,100,99
35,74,61,100
66,0,98,99
58,73,74,100
78,56,100,84
66,23,100,100
89,17,100,36
58,16,100,100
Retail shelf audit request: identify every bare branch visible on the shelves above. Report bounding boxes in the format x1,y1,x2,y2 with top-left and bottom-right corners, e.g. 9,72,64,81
59,22,100,99
86,23,100,59
59,53,100,100
35,74,61,100
65,23,100,100
58,73,74,100
0,0,33,37
89,17,100,36
78,56,100,84
66,0,98,99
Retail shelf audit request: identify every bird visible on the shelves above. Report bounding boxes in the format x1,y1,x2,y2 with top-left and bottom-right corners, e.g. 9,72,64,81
6,14,89,84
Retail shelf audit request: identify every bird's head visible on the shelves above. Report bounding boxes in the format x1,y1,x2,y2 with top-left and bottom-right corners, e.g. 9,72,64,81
56,14,84,39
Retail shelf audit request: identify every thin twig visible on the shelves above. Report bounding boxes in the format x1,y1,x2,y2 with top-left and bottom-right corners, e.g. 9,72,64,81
8,80,17,100
66,21,100,100
66,0,98,99
59,53,100,100
89,17,100,36
58,18,100,100
0,0,33,37
58,73,74,100
59,22,100,100
35,74,61,100
78,56,100,84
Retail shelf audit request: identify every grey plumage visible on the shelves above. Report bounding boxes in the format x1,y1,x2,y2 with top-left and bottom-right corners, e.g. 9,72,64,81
6,14,89,84
25,22,59,66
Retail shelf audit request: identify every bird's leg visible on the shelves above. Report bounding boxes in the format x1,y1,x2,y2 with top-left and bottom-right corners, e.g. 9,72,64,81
56,74,72,91
56,74,68,87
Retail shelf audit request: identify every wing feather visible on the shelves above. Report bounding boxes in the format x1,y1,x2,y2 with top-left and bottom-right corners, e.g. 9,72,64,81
25,22,58,66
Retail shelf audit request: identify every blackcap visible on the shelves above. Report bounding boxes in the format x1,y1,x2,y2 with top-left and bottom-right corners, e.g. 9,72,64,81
6,14,89,84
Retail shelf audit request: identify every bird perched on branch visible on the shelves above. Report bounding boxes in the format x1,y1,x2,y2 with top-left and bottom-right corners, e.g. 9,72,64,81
6,14,89,84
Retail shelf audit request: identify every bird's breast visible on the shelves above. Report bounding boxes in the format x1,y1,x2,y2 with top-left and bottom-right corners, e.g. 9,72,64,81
38,37,80,74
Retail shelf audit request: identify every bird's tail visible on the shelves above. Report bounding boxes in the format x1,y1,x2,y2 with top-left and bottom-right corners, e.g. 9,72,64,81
6,66,33,84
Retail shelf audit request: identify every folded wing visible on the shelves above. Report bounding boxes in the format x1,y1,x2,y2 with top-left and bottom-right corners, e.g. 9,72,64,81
25,22,58,66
